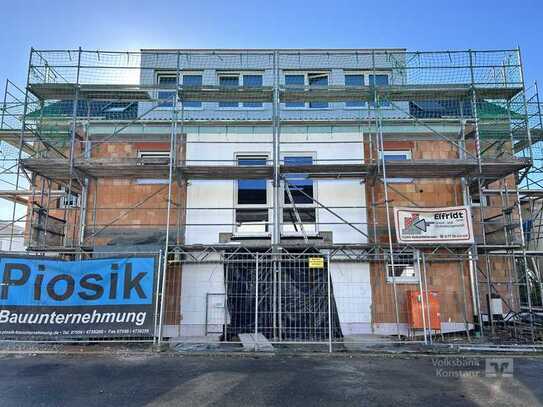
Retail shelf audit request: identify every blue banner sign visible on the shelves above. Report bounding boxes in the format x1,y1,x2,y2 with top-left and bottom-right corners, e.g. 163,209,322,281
0,256,158,339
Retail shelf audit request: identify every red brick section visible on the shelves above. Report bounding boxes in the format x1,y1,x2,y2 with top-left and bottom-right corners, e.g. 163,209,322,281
83,139,186,326
366,139,474,326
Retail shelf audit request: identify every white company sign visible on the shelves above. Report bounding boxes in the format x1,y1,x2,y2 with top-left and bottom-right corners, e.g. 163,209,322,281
393,206,474,244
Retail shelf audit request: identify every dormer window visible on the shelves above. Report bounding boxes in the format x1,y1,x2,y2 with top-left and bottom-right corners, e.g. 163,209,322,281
284,72,329,109
156,72,203,109
218,73,264,109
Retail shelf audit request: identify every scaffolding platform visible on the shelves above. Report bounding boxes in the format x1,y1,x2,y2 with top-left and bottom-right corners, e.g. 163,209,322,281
0,130,36,155
27,83,152,101
279,84,523,103
179,85,274,102
27,83,523,104
20,157,529,181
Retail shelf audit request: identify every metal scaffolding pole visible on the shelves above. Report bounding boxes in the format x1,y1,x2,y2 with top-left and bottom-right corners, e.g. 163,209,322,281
272,51,281,340
421,252,433,344
417,252,428,344
535,81,543,308
515,48,536,341
9,49,34,251
63,47,82,249
1,79,8,129
373,51,401,340
159,51,180,345
458,100,482,336
272,50,281,252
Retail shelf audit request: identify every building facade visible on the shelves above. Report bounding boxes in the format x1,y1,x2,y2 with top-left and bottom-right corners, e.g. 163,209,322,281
1,48,541,344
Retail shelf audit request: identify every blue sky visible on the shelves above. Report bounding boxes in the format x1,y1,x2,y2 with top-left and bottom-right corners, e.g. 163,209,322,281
0,0,542,88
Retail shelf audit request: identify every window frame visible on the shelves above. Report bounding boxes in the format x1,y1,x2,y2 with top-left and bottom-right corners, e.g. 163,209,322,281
155,71,204,110
156,72,177,109
281,152,318,236
380,150,413,183
59,188,80,209
344,72,366,109
471,194,490,207
233,153,271,236
135,150,171,185
283,71,330,110
386,249,420,284
343,70,392,109
217,71,265,110
180,72,204,110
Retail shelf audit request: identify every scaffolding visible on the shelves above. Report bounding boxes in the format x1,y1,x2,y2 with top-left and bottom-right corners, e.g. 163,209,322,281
0,48,542,346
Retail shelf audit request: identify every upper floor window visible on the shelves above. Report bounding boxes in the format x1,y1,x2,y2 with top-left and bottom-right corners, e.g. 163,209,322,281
182,74,203,109
157,72,203,109
283,156,314,204
138,150,170,164
235,155,269,235
282,155,316,235
157,74,177,108
136,151,170,184
369,74,389,87
344,72,391,108
218,73,263,109
369,73,390,107
284,72,329,109
471,194,490,207
345,73,365,108
380,150,412,183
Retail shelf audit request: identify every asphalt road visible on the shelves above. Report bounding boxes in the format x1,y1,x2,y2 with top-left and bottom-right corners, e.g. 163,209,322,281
0,353,542,406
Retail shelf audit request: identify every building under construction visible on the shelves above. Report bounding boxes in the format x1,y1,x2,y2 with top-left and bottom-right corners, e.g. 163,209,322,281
0,48,542,348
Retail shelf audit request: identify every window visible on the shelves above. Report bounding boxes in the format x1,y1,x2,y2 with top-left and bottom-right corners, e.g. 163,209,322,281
282,155,316,234
283,156,314,204
136,151,170,184
386,250,418,283
59,188,79,209
282,209,317,234
157,72,203,109
218,73,264,108
284,72,329,109
284,74,305,108
182,74,203,109
381,150,412,183
138,150,170,163
471,195,490,207
219,74,239,108
369,74,389,87
345,74,365,108
157,74,177,108
308,73,328,109
369,73,390,107
243,75,263,108
235,155,269,234
343,71,391,108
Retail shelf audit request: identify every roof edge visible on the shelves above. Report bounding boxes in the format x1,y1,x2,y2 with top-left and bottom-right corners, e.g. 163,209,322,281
138,48,408,52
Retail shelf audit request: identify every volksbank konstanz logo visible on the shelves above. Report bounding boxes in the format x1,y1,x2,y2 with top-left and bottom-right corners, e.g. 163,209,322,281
432,358,513,378
485,358,514,377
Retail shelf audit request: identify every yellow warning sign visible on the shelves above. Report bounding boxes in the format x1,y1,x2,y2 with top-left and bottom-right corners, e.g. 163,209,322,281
308,257,324,269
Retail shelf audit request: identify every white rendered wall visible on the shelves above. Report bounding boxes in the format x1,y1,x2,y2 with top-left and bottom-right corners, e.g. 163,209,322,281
179,262,226,337
185,125,367,245
178,260,372,338
330,262,372,335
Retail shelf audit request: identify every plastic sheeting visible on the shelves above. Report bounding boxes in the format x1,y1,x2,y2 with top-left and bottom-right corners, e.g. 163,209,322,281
224,252,342,342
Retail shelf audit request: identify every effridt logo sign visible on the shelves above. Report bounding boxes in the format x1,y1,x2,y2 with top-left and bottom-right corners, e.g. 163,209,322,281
0,256,157,338
394,206,474,244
